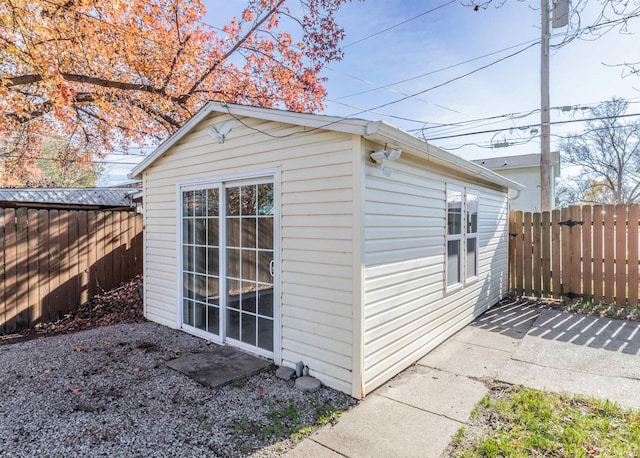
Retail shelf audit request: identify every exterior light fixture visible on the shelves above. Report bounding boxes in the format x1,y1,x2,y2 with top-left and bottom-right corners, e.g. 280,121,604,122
369,149,402,177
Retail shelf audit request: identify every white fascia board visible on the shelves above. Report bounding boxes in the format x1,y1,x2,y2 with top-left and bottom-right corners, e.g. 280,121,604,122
129,102,375,179
129,102,217,179
366,121,525,191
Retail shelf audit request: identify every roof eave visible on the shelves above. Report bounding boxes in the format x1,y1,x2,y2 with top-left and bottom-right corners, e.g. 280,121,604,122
366,122,525,191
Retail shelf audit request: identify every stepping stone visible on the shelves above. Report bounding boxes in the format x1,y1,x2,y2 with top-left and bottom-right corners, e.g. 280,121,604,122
276,366,296,380
295,375,321,393
166,345,271,389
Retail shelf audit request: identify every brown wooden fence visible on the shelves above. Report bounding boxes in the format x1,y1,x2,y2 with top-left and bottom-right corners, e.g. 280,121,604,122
509,205,640,306
1,208,143,333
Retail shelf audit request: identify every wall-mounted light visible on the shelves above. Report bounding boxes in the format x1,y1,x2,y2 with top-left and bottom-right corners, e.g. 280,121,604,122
369,148,402,177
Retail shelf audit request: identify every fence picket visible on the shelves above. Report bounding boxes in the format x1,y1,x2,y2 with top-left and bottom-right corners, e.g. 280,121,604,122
629,205,639,306
593,206,604,302
582,206,592,300
551,209,561,298
615,205,627,306
604,205,615,304
515,211,523,295
524,212,533,296
0,208,142,333
533,212,542,296
570,205,582,298
561,207,571,297
541,211,551,296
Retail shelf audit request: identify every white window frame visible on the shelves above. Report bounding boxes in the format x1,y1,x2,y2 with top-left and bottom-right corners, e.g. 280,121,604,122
446,185,480,291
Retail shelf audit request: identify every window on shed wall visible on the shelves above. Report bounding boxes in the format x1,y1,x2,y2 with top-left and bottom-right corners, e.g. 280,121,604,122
446,187,479,288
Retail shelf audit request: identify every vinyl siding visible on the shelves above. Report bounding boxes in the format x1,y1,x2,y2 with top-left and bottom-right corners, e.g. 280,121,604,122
142,113,357,394
362,160,509,394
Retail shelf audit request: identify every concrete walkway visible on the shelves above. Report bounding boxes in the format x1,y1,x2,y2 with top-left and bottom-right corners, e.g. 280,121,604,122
284,300,640,457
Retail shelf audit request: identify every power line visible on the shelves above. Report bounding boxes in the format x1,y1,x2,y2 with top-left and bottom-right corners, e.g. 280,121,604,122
428,112,640,142
341,0,456,49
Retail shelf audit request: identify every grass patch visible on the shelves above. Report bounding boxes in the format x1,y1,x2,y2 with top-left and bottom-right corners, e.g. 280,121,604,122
450,384,640,457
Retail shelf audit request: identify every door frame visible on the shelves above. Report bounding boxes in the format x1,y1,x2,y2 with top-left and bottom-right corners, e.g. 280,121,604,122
176,167,281,362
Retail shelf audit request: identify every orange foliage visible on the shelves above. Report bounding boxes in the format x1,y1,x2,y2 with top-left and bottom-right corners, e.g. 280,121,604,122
0,0,349,185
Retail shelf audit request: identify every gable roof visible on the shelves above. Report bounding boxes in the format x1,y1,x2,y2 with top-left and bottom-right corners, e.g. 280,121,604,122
473,152,561,176
0,188,137,208
130,102,523,191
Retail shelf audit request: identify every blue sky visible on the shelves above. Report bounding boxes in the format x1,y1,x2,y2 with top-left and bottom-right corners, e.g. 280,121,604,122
102,0,640,184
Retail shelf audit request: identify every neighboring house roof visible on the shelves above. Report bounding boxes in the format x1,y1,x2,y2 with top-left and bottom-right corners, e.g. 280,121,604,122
472,152,561,177
130,102,524,191
0,188,138,209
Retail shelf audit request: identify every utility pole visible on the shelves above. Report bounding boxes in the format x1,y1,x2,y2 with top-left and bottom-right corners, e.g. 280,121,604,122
540,0,552,212
541,0,569,212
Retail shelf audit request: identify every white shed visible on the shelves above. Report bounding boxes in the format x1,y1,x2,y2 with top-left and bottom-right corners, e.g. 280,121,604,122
130,102,523,398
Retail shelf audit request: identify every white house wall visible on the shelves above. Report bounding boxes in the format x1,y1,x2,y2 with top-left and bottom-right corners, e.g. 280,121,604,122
363,159,509,394
142,114,358,394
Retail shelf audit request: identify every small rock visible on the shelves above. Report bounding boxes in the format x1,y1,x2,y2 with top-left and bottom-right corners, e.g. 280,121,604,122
294,375,321,393
275,366,296,380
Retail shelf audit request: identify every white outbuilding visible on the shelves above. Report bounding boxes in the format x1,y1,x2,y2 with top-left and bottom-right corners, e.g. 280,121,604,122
130,102,522,398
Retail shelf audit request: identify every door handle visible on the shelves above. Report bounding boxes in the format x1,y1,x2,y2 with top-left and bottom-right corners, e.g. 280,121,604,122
269,260,275,277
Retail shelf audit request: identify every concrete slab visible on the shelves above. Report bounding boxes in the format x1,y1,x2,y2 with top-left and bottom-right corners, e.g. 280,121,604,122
166,345,271,389
311,394,461,458
418,339,512,379
376,366,488,423
453,304,539,351
523,310,640,368
498,359,640,410
284,439,343,457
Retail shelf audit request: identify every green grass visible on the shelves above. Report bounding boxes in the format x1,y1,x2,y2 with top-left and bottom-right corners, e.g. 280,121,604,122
451,385,640,457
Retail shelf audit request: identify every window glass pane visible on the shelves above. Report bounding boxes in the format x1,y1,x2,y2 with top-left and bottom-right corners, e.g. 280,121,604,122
207,248,219,276
227,249,240,278
227,279,241,311
194,274,206,301
194,219,206,245
241,249,257,281
258,183,274,215
258,317,273,351
241,312,257,346
193,190,206,217
467,194,478,234
258,218,273,250
207,189,219,216
447,190,462,235
244,218,257,248
183,219,193,244
183,299,194,326
227,218,240,247
207,276,219,305
467,237,478,278
227,187,240,216
207,305,219,335
241,185,257,216
183,191,193,217
241,282,257,313
258,287,274,318
226,309,239,340
447,240,461,286
183,246,193,272
194,302,206,331
194,246,206,273
207,219,219,247
258,251,273,283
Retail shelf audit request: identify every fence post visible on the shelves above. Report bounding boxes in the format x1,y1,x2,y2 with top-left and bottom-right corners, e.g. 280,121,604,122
514,210,524,295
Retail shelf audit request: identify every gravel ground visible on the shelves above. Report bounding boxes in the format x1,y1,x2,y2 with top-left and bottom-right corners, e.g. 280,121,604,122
0,322,355,457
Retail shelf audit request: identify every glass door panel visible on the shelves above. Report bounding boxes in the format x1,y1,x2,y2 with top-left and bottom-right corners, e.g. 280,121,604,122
182,188,220,336
225,183,274,352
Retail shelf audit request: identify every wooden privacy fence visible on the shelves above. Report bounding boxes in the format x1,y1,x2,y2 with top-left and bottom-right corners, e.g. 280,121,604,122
1,208,143,333
509,205,640,306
